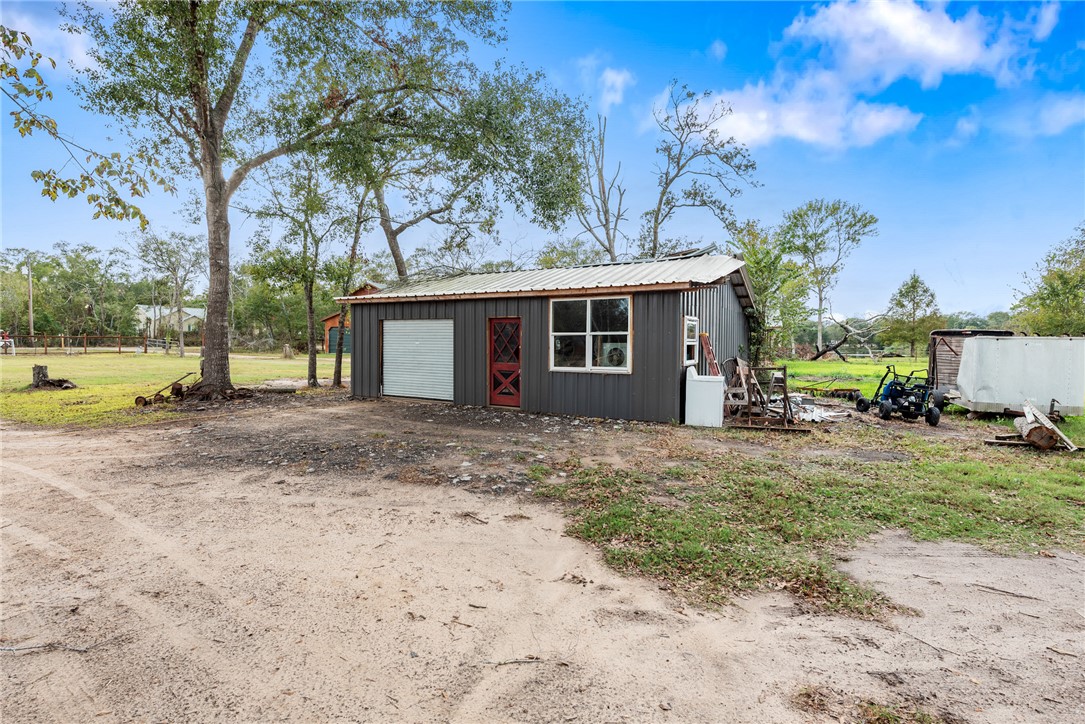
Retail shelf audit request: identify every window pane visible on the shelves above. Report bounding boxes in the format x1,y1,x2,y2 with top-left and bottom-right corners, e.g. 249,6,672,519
685,342,698,363
552,300,586,333
592,334,629,368
590,298,629,332
553,334,586,368
685,319,698,341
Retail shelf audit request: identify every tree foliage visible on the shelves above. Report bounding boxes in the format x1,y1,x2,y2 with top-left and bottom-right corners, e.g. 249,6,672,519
726,221,808,364
1,25,173,226
779,199,878,353
639,84,757,258
323,67,585,279
882,271,943,357
248,157,350,386
1012,222,1085,336
536,238,607,269
136,229,206,356
64,0,510,395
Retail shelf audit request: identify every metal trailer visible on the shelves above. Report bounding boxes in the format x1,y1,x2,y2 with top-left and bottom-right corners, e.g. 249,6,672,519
955,336,1085,416
928,329,1014,392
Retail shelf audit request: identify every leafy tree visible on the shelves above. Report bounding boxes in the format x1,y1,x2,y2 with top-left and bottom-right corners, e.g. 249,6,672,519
575,115,627,262
882,272,943,358
1011,222,1085,335
536,238,607,269
65,1,507,397
408,234,529,277
1,25,173,226
136,230,207,357
779,199,878,354
249,157,349,387
325,68,585,279
726,221,808,363
322,192,375,387
639,84,757,258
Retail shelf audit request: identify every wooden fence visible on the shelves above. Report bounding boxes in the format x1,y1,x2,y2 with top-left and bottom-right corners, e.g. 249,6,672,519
0,334,180,355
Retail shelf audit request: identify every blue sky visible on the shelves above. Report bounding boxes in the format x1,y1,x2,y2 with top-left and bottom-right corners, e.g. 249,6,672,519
2,1,1083,317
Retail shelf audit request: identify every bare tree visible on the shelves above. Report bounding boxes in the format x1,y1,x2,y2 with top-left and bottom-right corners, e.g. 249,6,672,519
137,231,207,357
575,115,627,261
640,84,757,258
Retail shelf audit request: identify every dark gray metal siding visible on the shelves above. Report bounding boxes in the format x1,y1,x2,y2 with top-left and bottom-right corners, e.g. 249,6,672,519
350,289,729,423
682,281,749,375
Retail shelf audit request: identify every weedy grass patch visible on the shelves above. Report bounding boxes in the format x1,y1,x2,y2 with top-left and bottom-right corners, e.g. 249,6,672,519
0,353,344,427
537,424,1084,617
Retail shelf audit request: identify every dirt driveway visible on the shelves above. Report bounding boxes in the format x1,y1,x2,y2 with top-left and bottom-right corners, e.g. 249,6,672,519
2,396,1082,722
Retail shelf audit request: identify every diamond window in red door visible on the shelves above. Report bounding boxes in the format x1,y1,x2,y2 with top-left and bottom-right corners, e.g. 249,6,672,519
489,318,521,406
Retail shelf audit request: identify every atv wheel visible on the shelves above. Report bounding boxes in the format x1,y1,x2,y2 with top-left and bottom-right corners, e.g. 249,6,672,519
856,396,870,413
932,391,946,410
879,400,894,420
926,405,941,426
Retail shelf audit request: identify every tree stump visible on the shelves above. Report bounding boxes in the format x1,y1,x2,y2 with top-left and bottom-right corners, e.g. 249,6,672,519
282,344,294,359
31,365,77,390
32,365,50,388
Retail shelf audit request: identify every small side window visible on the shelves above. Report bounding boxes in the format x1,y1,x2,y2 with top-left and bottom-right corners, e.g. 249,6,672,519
683,316,699,366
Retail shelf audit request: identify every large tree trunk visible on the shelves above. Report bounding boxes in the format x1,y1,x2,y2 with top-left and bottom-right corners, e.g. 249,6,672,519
304,280,319,388
190,174,234,397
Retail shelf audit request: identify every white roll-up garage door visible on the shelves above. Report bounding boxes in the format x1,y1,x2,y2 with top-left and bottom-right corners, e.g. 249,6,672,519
382,319,454,400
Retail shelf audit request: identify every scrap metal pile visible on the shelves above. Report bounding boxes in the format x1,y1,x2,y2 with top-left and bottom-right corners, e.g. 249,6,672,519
722,359,814,432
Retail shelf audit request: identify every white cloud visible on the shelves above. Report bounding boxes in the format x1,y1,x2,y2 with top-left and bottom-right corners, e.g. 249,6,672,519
784,0,1056,90
950,107,981,146
599,67,635,115
708,39,727,62
990,91,1085,138
686,0,1064,150
1032,2,1060,41
576,52,635,115
0,7,93,73
711,75,920,149
1035,92,1085,135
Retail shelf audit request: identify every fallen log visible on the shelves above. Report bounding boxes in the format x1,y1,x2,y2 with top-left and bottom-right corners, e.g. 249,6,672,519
1013,416,1059,450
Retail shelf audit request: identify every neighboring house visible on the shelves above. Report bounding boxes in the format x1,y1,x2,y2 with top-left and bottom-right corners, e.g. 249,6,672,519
336,251,754,423
134,305,206,335
322,283,380,352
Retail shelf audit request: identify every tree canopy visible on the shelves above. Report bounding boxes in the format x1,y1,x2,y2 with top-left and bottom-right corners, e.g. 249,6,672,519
882,271,943,357
1012,222,1085,336
64,0,513,396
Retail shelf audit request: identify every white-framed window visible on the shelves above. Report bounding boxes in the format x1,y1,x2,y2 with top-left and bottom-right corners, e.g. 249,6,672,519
683,316,699,366
550,296,631,372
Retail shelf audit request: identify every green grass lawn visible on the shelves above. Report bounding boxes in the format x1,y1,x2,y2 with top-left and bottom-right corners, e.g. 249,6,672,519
537,426,1085,617
0,352,348,426
784,357,930,399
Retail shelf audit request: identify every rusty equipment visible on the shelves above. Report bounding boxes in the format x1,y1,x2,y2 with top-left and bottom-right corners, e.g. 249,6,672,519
792,378,861,401
135,372,197,407
722,359,809,433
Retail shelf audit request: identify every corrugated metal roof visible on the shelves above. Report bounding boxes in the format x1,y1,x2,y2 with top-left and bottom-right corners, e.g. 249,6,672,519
337,255,752,305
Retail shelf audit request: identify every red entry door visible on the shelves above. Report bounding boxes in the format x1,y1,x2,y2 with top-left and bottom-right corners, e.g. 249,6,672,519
489,318,521,407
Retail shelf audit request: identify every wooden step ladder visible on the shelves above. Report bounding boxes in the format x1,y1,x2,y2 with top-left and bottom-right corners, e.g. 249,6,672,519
699,332,721,376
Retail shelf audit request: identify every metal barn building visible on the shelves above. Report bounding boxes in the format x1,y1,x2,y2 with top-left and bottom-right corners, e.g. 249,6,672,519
338,254,754,423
